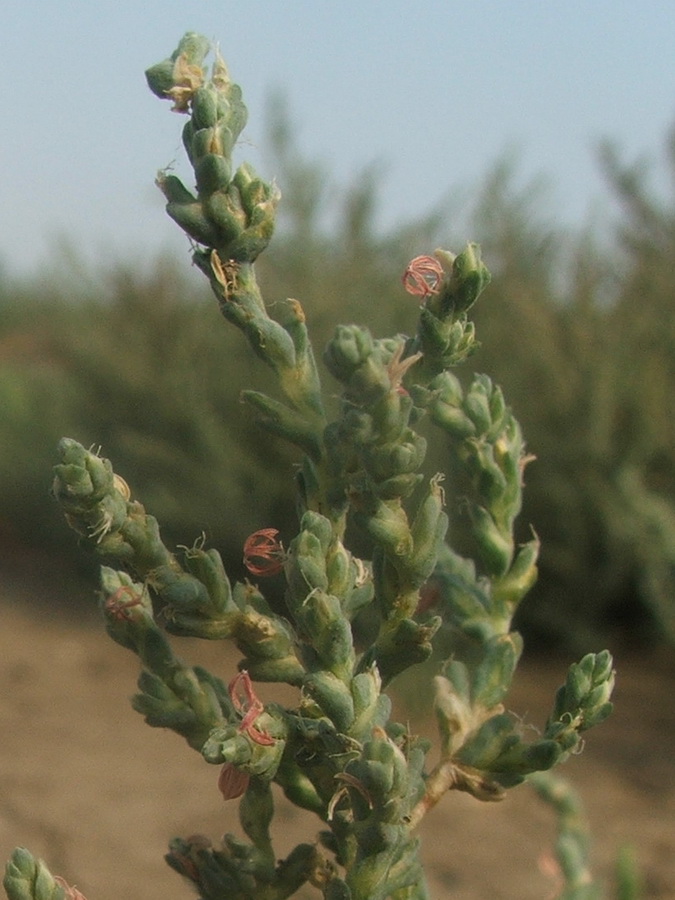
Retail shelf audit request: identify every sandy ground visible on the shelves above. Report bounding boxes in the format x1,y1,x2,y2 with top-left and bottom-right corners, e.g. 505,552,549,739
1,565,673,900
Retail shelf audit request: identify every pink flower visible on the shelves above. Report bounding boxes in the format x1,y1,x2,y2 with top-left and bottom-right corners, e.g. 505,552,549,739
103,585,144,622
229,670,276,746
216,673,275,802
402,255,443,299
243,528,285,576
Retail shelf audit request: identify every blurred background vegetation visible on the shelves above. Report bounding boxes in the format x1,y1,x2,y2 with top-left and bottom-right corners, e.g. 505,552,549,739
2,106,674,653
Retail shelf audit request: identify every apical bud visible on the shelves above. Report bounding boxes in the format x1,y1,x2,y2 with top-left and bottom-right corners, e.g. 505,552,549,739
324,325,375,383
195,153,232,195
431,242,491,317
191,86,220,129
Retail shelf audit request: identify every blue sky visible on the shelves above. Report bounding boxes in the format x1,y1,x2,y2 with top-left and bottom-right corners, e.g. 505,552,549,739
2,1,674,279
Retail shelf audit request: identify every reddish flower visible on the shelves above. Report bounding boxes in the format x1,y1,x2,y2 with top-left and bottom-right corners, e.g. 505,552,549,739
229,670,276,746
103,584,144,622
243,528,285,576
402,255,443,299
217,761,250,800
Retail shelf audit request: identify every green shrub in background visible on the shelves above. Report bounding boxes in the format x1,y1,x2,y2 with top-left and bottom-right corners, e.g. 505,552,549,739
0,96,674,648
0,264,298,578
469,138,675,648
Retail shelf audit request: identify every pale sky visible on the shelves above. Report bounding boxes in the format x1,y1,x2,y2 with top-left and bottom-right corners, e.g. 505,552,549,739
2,1,674,279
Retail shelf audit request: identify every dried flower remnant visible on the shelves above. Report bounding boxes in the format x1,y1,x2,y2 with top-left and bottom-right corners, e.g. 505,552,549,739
402,255,444,299
386,342,423,394
166,53,204,111
229,670,276,745
112,473,131,500
328,770,374,821
211,250,239,298
54,877,89,900
243,528,285,576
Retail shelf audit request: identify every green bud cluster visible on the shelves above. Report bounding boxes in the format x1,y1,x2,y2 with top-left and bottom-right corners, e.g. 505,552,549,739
165,830,323,900
98,566,232,750
413,370,531,578
148,37,323,450
284,513,357,684
410,244,491,382
427,648,614,802
321,327,454,680
545,650,615,747
3,850,65,900
147,33,279,264
55,440,297,651
330,729,429,900
324,331,427,502
423,538,539,656
203,716,287,780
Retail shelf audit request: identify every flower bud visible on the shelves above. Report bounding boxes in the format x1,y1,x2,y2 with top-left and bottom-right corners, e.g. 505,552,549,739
457,711,516,770
304,590,355,679
156,174,220,246
433,669,472,755
471,633,523,710
367,617,440,685
191,86,220,129
324,538,351,597
3,848,68,900
429,400,476,439
53,438,113,501
240,655,306,684
151,564,212,613
468,504,514,577
223,186,280,261
323,325,374,383
422,373,476,438
302,671,355,732
354,729,410,805
205,191,245,243
431,242,492,317
195,153,232,195
464,376,493,434
407,475,449,587
144,58,176,99
491,538,540,614
362,434,427,483
220,83,248,137
415,308,479,374
353,496,413,558
285,533,328,602
350,667,390,737
202,719,285,780
173,201,220,246
549,652,615,733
